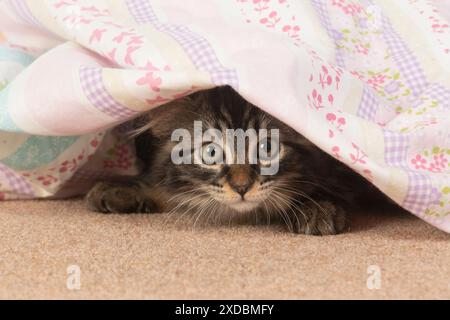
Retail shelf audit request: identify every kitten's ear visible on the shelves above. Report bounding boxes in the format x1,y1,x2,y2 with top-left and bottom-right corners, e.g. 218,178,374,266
134,96,199,138
128,114,153,138
188,85,236,108
131,86,229,138
186,88,214,109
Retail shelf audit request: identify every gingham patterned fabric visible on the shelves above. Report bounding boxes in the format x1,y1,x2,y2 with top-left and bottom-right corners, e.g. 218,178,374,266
79,66,140,119
0,0,449,232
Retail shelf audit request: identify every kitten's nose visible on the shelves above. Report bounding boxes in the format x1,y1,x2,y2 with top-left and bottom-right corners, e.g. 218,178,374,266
227,165,254,198
230,182,251,197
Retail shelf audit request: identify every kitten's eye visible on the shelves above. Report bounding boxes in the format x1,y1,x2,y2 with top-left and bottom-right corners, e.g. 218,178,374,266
202,143,223,165
259,138,279,162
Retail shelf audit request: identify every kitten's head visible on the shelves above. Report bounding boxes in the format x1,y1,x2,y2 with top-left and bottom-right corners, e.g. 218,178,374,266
142,86,327,217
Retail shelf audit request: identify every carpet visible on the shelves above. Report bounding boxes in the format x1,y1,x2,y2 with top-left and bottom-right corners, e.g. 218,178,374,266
1,200,449,300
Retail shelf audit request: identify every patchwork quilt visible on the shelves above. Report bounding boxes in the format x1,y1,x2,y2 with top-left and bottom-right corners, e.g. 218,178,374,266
0,0,449,232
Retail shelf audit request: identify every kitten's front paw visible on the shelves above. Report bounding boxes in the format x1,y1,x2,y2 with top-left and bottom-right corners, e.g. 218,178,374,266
86,182,158,214
292,201,348,236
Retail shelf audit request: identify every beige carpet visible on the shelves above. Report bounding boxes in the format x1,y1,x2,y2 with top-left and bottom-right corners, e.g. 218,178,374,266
0,199,449,300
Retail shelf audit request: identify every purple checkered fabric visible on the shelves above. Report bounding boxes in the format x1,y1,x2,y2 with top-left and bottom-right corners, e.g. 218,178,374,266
126,0,239,88
403,172,433,215
383,130,410,167
126,0,158,23
357,86,380,121
0,164,35,198
311,0,346,68
79,66,139,119
371,2,428,95
7,0,47,30
424,83,450,109
383,131,437,215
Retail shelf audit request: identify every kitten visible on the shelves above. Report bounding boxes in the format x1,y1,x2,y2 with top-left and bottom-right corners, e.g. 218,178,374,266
86,86,372,235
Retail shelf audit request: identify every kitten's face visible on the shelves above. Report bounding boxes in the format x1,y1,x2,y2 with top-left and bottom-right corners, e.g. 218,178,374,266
146,86,321,217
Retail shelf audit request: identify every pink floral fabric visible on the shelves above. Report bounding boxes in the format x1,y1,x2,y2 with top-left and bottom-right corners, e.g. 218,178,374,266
0,0,449,231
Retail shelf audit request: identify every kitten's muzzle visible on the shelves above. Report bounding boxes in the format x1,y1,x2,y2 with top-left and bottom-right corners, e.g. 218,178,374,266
227,165,255,198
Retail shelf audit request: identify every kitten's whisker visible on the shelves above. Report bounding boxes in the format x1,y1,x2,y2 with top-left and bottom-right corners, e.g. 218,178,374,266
192,198,215,230
164,192,208,227
271,186,324,232
277,179,333,196
167,188,205,203
204,200,220,227
275,191,308,223
164,191,200,216
175,195,208,223
292,197,333,233
274,185,323,209
169,191,207,212
261,198,271,226
271,191,304,232
266,195,293,233
274,186,333,232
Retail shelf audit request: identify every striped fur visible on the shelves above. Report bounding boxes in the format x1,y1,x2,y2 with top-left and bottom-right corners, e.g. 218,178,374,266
86,86,377,235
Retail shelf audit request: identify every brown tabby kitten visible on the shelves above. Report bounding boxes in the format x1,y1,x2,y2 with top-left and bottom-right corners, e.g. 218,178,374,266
86,86,373,235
